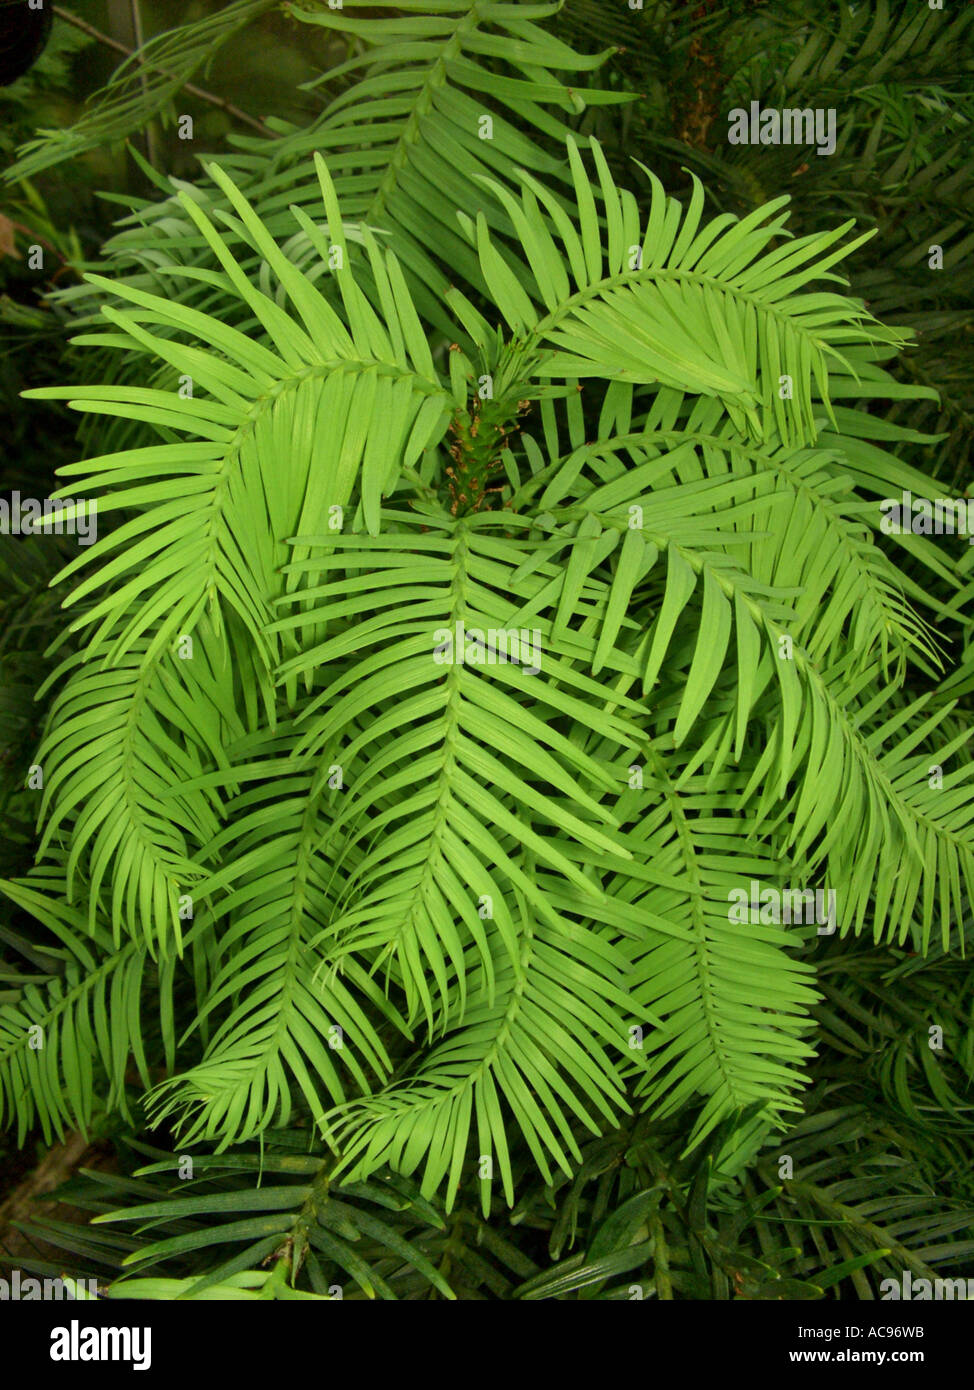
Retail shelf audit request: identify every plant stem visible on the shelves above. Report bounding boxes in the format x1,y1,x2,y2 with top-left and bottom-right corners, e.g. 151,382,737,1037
51,5,270,136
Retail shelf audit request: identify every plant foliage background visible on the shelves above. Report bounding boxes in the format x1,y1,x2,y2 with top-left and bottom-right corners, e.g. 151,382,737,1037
0,0,972,1301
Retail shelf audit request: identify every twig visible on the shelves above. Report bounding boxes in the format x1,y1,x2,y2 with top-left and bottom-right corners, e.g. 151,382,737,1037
128,0,160,166
51,4,270,135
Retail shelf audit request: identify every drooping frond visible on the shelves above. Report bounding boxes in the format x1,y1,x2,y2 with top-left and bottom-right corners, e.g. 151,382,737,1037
3,0,278,182
452,137,903,449
22,157,454,950
144,759,401,1149
0,869,162,1141
53,0,633,345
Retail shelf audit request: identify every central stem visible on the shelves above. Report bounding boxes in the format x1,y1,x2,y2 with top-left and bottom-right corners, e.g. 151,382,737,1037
444,395,527,516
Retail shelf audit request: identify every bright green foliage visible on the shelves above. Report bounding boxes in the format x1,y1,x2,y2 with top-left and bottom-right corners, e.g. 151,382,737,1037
1,0,972,1301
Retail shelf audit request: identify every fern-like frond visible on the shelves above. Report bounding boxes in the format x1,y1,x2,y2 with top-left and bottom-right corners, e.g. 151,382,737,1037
452,138,901,448
0,870,164,1141
22,158,454,949
3,0,277,182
